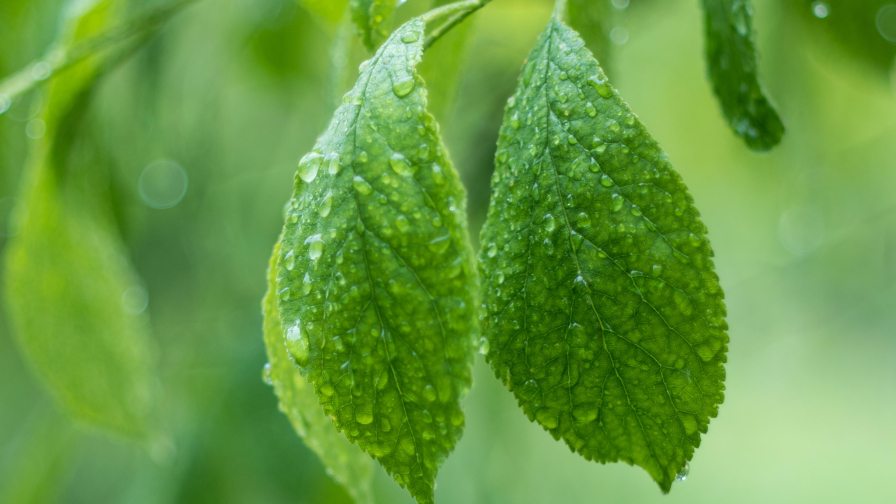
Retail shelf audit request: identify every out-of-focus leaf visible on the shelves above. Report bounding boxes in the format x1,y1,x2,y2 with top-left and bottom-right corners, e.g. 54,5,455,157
567,0,612,73
478,17,728,493
701,0,784,151
298,0,350,26
0,409,77,504
3,0,159,439
273,19,478,504
350,0,396,51
262,240,375,504
418,0,474,121
789,0,896,77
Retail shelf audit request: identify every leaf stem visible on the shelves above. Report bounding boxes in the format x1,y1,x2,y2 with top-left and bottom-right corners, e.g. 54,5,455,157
0,0,200,113
421,0,492,50
552,0,569,20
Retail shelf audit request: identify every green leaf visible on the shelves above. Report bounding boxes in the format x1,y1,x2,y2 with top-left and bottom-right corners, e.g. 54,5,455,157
789,0,896,77
701,0,784,151
478,18,728,492
350,0,397,51
419,0,474,121
3,0,159,439
262,241,374,504
298,0,350,26
273,18,478,504
567,0,613,74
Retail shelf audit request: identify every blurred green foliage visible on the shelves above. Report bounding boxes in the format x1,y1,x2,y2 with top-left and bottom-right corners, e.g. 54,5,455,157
1,0,895,504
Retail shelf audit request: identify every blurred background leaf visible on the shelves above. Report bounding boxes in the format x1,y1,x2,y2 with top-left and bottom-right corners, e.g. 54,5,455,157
1,0,895,503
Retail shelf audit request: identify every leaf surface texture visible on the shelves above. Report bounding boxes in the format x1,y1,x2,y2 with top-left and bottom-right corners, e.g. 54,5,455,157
350,0,396,51
273,18,478,504
478,18,728,492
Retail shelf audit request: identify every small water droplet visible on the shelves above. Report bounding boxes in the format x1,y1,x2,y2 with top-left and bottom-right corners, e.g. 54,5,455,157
262,363,273,386
389,153,415,176
675,461,689,482
487,243,497,258
478,337,490,355
319,191,333,217
353,176,373,195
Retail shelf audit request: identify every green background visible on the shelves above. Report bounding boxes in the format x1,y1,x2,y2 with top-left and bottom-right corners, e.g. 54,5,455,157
1,0,894,503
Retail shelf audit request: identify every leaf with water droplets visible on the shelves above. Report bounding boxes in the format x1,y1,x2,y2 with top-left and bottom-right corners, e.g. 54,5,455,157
350,0,397,51
701,0,784,151
271,18,478,504
3,0,159,439
478,18,728,493
263,241,374,504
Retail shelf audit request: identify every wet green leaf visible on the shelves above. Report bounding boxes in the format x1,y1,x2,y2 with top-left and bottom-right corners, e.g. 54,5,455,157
273,19,478,504
262,241,374,504
350,0,397,51
3,0,159,439
478,18,728,492
789,0,896,78
701,0,784,151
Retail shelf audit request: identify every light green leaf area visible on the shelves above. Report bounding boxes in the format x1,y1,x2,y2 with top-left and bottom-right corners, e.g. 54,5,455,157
478,19,728,493
298,0,350,26
790,0,896,77
567,0,612,74
262,241,374,504
419,0,474,121
701,0,784,151
0,411,77,504
350,0,397,51
274,19,478,504
3,0,159,439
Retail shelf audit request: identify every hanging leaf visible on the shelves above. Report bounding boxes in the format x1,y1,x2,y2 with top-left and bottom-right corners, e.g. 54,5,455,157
701,0,784,151
3,0,159,439
272,18,478,504
478,17,728,492
350,0,397,51
262,241,374,504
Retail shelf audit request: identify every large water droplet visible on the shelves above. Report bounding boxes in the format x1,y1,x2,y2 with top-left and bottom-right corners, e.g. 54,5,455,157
389,153,415,176
478,337,490,355
392,77,416,98
675,461,689,482
305,234,323,260
297,152,323,183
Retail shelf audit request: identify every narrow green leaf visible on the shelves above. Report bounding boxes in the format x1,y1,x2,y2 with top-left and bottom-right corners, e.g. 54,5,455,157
262,241,374,504
478,18,728,492
701,0,784,151
789,0,896,77
274,18,478,504
567,0,613,73
3,0,159,439
350,0,397,51
419,0,474,120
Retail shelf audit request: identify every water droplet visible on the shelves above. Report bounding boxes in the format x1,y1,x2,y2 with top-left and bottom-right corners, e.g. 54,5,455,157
389,153,415,176
261,363,273,386
510,112,521,129
487,243,497,258
401,32,419,44
585,102,597,118
396,215,410,233
543,214,556,232
731,1,750,36
588,158,601,172
675,461,689,482
139,159,189,209
302,273,312,295
877,4,896,42
432,164,445,185
353,176,373,195
285,321,308,364
284,251,296,271
121,286,149,315
427,234,451,253
600,174,614,187
305,234,323,260
496,270,505,284
392,77,416,98
326,152,342,175
478,337,490,355
297,152,323,183
630,206,642,217
811,1,829,18
319,191,333,217
587,76,613,98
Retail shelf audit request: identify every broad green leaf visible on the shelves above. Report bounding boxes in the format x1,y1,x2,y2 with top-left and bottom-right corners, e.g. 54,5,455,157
567,0,612,74
350,0,397,51
701,0,784,151
789,0,896,77
3,0,159,438
0,410,76,504
478,18,728,492
262,241,374,504
274,18,478,504
298,0,350,26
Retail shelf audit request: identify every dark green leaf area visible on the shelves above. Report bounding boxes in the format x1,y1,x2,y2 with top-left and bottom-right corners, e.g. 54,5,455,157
478,20,728,492
350,0,396,51
702,0,784,151
275,19,477,504
262,241,374,504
